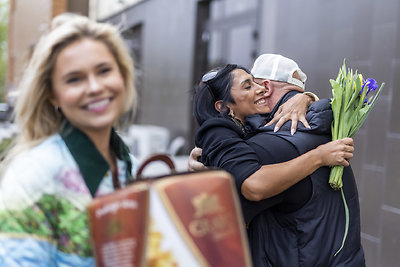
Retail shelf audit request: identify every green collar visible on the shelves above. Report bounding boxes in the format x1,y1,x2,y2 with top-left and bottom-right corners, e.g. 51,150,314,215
60,121,132,197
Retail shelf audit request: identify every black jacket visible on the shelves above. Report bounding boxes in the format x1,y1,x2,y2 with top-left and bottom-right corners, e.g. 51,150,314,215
245,93,365,266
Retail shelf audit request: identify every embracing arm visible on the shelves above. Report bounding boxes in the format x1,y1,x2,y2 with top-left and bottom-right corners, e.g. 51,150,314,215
187,147,207,171
266,92,318,134
241,137,354,201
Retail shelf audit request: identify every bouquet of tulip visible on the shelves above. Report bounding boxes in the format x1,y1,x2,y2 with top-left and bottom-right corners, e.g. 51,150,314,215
329,60,384,256
329,60,384,190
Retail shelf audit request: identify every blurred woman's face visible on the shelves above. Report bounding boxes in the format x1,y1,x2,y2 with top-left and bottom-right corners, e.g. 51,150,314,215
51,38,125,137
226,69,270,122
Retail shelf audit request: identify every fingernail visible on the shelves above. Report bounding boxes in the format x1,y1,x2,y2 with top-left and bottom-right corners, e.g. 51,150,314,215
291,129,295,135
306,125,311,129
274,126,278,132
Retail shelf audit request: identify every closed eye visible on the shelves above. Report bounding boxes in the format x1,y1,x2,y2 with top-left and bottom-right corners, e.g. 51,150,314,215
241,78,252,90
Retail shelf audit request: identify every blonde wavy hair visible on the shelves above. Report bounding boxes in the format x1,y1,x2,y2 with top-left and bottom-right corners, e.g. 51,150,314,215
1,13,137,173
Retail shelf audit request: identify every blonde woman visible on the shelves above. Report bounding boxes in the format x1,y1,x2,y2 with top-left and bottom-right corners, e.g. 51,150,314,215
0,14,137,266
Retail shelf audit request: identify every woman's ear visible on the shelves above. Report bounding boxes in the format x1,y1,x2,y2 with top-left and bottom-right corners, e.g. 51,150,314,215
49,93,60,109
215,100,223,112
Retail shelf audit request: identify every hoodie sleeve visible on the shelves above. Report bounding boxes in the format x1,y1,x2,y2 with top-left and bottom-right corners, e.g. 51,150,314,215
195,117,262,190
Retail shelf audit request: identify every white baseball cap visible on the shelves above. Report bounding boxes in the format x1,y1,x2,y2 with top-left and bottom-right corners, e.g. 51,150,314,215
251,54,307,89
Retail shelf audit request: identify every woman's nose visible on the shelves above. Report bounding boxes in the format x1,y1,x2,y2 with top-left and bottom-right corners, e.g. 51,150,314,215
255,83,266,94
88,75,102,93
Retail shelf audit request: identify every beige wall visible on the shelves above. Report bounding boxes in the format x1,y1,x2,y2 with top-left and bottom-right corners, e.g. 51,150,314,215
7,0,51,96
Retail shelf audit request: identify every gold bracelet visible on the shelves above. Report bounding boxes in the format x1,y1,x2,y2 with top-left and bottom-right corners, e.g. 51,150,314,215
303,91,320,101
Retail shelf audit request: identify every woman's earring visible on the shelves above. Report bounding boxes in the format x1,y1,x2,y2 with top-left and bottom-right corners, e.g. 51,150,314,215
229,109,235,118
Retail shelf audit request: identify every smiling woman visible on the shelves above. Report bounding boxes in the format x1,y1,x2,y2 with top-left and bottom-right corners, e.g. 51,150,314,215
217,68,270,123
0,13,138,266
50,38,126,155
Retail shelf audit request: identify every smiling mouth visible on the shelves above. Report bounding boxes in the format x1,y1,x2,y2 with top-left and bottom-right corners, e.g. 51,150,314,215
255,98,266,105
86,99,111,111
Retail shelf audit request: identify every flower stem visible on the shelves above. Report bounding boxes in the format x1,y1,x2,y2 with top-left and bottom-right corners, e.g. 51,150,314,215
334,188,349,257
329,165,344,190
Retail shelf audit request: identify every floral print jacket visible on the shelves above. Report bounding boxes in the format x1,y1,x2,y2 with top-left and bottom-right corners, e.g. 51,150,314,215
0,123,137,266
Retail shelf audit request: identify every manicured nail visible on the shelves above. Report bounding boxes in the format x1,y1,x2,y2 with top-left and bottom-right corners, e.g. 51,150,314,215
291,129,295,135
274,126,279,132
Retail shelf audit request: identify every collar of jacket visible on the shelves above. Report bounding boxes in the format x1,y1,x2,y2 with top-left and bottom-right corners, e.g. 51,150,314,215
59,120,132,197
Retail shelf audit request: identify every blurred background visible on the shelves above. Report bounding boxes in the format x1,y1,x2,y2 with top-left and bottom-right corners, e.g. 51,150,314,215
0,0,399,265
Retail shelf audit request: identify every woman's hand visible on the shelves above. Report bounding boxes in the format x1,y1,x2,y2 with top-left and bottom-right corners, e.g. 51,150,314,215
317,137,354,167
265,93,313,134
187,147,207,171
